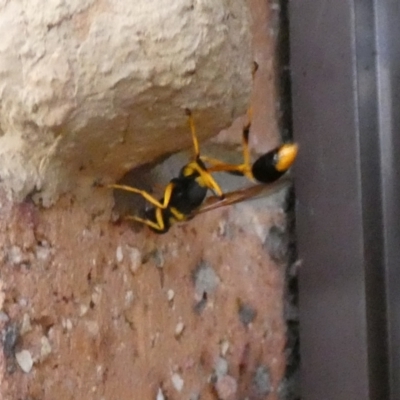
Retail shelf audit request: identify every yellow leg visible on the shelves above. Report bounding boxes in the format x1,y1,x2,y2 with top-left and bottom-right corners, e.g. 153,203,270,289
169,207,186,222
243,109,252,171
185,108,200,158
194,103,255,181
125,208,165,232
198,166,225,198
200,107,255,182
108,182,175,209
201,155,253,181
184,109,225,198
201,156,244,171
185,160,224,198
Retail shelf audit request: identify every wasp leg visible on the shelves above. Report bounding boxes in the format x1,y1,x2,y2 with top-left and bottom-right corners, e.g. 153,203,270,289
108,182,175,209
125,208,165,232
200,109,255,182
224,106,254,181
169,207,186,221
235,62,258,176
201,156,245,172
242,108,253,175
126,215,164,231
203,159,252,181
184,160,224,198
200,167,225,198
185,108,200,158
185,109,224,198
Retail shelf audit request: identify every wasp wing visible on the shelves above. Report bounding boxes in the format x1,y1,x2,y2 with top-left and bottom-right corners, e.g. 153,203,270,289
194,176,292,216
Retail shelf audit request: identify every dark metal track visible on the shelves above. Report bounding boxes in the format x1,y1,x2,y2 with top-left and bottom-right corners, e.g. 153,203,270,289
290,1,398,398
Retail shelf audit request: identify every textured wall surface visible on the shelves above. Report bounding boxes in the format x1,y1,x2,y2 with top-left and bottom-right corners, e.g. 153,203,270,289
0,0,252,204
0,189,289,400
0,1,295,399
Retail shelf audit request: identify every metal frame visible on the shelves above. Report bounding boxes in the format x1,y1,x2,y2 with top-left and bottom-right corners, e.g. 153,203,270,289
290,1,399,399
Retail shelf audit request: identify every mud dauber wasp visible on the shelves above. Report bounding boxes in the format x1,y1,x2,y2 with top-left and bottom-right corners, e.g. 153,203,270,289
109,109,297,233
109,62,297,233
109,109,225,234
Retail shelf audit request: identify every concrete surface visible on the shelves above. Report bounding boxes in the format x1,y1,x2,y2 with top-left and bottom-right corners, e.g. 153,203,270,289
0,0,252,205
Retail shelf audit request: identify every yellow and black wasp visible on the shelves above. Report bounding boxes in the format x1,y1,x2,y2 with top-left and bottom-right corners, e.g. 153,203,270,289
109,63,297,233
109,111,297,233
109,109,224,234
